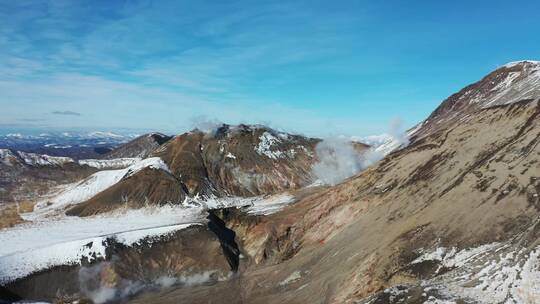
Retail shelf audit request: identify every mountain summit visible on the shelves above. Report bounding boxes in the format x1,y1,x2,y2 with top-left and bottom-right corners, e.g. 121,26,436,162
411,60,540,139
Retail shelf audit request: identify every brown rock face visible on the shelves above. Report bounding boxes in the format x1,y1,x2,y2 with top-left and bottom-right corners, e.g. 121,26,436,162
66,167,187,216
153,124,319,197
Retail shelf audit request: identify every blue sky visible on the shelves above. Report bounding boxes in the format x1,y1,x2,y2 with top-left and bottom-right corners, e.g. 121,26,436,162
1,0,539,137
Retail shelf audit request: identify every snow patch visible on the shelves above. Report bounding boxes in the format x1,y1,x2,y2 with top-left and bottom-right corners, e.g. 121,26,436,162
411,242,540,303
255,132,285,159
17,151,74,167
412,243,500,273
201,193,295,216
279,270,302,286
78,158,140,170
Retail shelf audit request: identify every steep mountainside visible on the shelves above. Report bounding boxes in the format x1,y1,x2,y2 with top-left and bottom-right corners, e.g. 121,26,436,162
411,60,540,139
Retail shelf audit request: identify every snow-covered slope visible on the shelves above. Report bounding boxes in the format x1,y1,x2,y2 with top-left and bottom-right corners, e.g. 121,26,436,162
0,148,21,166
369,241,540,303
33,157,171,214
0,193,297,284
1,148,140,170
0,206,203,284
16,151,75,166
78,157,140,169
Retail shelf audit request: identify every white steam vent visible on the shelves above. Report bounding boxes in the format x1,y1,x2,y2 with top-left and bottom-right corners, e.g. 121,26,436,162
312,137,362,186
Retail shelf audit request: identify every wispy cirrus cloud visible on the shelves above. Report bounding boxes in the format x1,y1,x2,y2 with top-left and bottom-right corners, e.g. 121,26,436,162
0,1,366,135
52,110,81,116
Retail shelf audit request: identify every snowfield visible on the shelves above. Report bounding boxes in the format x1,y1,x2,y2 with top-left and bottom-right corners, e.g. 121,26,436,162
0,206,203,284
17,151,74,166
1,149,138,169
32,157,171,215
78,157,140,169
0,191,296,284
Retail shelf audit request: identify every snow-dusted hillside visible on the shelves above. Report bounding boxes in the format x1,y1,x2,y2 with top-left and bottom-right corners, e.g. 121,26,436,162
0,193,296,284
16,151,74,166
78,157,140,169
0,148,141,170
32,157,171,214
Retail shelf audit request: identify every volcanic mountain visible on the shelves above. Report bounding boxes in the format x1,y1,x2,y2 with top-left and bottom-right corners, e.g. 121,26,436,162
1,61,539,304
62,125,327,216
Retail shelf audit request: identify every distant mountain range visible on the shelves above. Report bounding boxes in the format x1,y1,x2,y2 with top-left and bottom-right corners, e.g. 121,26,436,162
0,131,141,159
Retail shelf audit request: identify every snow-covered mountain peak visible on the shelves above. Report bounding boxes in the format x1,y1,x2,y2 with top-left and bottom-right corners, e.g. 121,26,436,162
502,60,540,69
409,60,540,140
84,131,126,139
